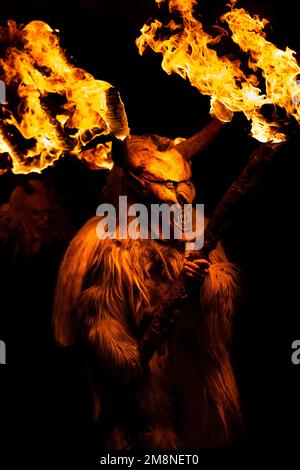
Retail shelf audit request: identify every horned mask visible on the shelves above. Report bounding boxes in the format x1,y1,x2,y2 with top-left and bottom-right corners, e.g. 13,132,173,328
105,87,223,206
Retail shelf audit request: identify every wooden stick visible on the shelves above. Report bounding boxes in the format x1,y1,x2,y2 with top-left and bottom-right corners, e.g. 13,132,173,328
139,142,283,365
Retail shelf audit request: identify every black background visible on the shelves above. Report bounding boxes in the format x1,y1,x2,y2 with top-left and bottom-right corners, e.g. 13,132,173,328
0,0,299,464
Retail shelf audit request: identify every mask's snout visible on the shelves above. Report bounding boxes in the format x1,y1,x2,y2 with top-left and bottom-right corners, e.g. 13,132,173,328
176,181,195,206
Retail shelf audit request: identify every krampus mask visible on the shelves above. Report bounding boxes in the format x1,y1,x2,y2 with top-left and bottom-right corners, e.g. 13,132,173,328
106,87,223,206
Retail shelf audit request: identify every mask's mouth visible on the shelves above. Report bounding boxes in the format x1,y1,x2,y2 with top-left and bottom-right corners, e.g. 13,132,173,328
147,209,196,245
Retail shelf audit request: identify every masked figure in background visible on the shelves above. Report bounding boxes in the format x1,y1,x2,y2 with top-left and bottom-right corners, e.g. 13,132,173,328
0,179,73,361
53,89,242,449
0,179,72,259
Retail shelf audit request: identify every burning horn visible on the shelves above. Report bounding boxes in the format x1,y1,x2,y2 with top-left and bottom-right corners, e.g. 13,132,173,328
105,87,130,167
105,87,130,141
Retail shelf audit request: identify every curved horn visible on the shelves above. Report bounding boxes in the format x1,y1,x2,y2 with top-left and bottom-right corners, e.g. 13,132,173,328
105,87,130,141
175,118,224,161
105,87,130,167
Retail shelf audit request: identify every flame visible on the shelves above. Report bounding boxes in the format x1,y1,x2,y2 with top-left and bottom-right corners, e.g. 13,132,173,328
0,20,121,174
222,7,300,127
137,0,300,143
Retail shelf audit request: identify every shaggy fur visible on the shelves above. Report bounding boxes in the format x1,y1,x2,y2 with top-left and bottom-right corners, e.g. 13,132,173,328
53,167,242,450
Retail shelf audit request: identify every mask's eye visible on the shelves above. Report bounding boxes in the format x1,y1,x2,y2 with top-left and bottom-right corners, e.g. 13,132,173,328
165,181,176,189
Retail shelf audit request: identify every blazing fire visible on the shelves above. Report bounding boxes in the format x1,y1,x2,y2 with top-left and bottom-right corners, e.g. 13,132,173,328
0,20,129,174
1,3,299,176
137,0,300,143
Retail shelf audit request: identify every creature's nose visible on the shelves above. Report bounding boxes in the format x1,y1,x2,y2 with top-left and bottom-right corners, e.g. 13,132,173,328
177,193,189,206
176,180,195,206
176,184,192,206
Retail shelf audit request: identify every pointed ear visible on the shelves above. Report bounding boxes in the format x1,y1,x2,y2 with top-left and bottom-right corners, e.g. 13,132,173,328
127,170,147,195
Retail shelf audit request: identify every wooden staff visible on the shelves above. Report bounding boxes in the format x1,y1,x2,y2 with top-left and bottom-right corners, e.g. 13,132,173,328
138,141,283,366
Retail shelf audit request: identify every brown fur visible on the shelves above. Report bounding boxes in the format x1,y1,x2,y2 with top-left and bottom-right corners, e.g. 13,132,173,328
53,202,242,449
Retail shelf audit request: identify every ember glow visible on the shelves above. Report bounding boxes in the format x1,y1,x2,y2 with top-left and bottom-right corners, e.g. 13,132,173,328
0,21,128,174
137,0,300,143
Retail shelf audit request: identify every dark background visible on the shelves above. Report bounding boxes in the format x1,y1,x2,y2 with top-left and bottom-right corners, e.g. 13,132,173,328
0,0,299,464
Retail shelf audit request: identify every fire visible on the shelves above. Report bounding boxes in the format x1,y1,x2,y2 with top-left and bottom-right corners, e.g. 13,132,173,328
222,7,300,127
137,0,300,143
0,21,127,174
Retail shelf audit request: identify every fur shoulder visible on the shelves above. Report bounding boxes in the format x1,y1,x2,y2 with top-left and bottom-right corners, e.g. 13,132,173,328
53,217,107,345
53,217,151,346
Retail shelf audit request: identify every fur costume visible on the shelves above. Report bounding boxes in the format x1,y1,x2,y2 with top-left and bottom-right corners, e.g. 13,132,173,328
53,163,242,450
